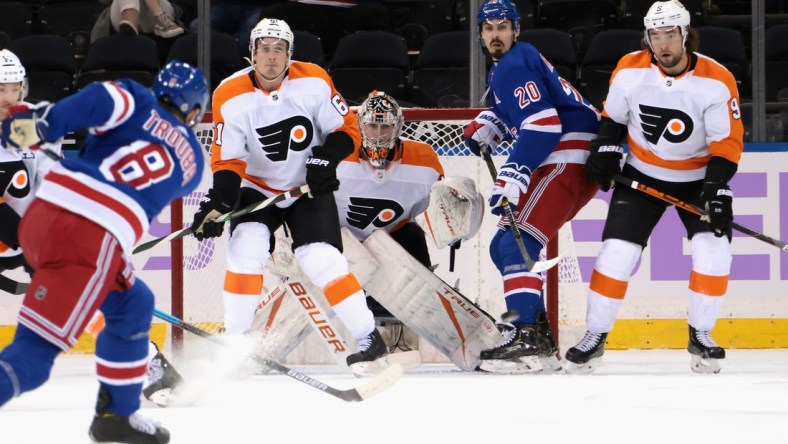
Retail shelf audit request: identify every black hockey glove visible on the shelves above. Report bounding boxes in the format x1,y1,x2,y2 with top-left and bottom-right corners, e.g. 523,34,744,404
305,145,341,197
584,139,623,192
702,157,738,238
192,188,233,241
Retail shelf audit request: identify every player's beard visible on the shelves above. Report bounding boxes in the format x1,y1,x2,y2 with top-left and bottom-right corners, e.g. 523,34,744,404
487,38,507,61
657,51,683,70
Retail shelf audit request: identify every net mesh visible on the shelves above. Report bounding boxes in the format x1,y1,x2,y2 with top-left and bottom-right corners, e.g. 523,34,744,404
175,110,586,359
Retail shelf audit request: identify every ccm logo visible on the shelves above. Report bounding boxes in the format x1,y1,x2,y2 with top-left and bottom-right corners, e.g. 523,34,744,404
306,157,329,167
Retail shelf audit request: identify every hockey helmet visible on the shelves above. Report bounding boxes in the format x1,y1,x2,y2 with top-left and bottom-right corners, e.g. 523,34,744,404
152,60,209,127
249,18,294,57
476,0,521,32
0,49,27,101
643,0,691,47
357,91,404,179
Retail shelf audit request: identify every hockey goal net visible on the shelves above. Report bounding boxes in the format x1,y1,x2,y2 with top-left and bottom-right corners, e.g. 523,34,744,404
169,108,586,361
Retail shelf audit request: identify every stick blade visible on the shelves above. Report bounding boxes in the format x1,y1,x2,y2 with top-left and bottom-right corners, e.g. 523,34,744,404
353,363,404,401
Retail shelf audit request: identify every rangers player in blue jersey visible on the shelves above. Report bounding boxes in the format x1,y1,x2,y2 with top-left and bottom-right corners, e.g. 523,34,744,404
0,61,208,444
463,0,601,373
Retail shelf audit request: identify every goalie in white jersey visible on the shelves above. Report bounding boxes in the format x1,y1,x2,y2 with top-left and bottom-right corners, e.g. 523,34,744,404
191,18,387,375
335,91,484,360
565,0,744,374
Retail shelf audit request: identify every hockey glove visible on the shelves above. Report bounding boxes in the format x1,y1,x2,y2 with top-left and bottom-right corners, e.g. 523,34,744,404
191,188,233,241
0,103,52,150
584,139,624,192
702,183,733,237
701,157,738,238
462,110,507,156
489,162,531,217
305,145,340,197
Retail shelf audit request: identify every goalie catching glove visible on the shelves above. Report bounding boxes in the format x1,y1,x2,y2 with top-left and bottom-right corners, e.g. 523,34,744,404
1,102,52,150
489,162,530,216
462,110,507,156
421,176,484,248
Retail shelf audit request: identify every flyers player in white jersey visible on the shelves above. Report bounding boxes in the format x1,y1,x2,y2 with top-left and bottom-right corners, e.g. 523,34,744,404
191,18,388,375
564,0,744,374
335,91,444,356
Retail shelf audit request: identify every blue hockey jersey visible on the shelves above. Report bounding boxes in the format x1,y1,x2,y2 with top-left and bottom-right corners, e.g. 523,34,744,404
488,43,601,171
34,79,205,253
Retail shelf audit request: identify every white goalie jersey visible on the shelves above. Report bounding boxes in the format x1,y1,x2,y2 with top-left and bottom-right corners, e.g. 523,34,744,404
334,138,444,241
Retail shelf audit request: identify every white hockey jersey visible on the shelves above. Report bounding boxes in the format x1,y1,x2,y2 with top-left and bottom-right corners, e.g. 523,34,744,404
0,136,61,257
603,50,744,182
335,139,444,241
210,62,360,204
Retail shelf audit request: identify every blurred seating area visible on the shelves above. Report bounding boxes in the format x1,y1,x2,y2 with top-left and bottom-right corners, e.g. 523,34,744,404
1,0,788,140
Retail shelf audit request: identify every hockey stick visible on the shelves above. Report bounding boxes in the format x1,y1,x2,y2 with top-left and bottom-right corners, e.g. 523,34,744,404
0,273,28,295
133,185,310,254
614,174,788,252
481,150,562,273
152,308,403,402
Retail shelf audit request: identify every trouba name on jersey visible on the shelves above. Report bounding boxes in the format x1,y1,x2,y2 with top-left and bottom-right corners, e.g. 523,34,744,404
142,109,199,185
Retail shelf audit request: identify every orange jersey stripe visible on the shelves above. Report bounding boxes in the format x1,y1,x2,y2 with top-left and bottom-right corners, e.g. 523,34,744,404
589,269,629,300
224,270,264,295
322,273,362,306
627,138,710,170
689,270,728,297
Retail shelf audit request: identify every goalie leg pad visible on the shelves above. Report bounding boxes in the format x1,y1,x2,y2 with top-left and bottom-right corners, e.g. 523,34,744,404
360,230,502,371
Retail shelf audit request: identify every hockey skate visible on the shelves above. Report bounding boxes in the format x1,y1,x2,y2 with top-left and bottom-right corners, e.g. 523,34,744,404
564,331,608,374
688,326,725,374
347,328,389,377
535,312,561,372
379,321,421,370
142,350,183,407
89,387,170,444
478,323,542,373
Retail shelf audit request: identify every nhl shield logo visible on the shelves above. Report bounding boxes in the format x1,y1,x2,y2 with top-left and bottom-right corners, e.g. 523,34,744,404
34,285,47,300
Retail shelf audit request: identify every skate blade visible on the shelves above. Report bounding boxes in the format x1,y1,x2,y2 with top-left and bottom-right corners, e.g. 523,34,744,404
563,357,602,374
478,355,542,374
147,388,175,408
539,355,562,372
350,356,389,377
386,350,421,370
690,355,721,374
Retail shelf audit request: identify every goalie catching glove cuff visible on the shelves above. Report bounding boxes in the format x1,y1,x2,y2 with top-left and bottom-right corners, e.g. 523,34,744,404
462,110,507,156
1,103,52,150
305,145,341,196
489,162,531,216
191,188,233,240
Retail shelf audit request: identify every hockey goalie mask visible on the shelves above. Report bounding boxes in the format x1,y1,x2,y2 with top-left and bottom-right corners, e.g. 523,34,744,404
0,50,28,102
357,91,404,180
643,0,690,50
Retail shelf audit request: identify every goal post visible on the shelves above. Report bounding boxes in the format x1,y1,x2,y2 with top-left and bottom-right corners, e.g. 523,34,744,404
170,108,586,360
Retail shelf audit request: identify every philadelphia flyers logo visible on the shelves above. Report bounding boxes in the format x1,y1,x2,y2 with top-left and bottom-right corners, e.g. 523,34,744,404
346,197,404,230
638,104,694,144
255,116,314,162
0,160,31,199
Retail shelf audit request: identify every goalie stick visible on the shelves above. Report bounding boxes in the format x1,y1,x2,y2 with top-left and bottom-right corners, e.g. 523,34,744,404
481,150,561,273
152,308,403,402
614,174,788,252
133,185,310,254
0,273,28,295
